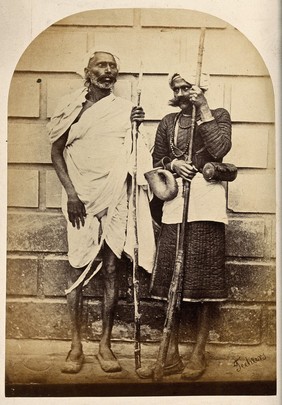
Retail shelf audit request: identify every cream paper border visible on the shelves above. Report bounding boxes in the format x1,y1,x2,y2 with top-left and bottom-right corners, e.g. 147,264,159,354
0,1,280,404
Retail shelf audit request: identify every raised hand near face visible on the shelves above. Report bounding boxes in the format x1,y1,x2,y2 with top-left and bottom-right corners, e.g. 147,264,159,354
188,85,208,108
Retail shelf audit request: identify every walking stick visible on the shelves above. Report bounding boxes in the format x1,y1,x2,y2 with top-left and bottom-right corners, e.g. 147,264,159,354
153,28,206,381
131,63,143,370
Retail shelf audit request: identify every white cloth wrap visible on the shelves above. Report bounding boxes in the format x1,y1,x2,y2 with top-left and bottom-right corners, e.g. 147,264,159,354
63,94,131,214
162,173,228,225
47,89,155,293
47,87,88,143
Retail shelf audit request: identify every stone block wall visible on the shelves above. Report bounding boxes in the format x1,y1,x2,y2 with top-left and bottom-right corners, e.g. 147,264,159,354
7,9,276,347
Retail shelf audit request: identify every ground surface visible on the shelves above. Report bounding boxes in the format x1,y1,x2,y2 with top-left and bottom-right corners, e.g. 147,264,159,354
5,339,276,397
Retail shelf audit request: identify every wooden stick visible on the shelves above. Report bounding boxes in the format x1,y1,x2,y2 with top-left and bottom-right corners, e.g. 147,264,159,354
132,62,143,370
153,28,206,381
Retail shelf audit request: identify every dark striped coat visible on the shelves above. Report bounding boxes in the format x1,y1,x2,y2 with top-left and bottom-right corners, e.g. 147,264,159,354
153,108,232,171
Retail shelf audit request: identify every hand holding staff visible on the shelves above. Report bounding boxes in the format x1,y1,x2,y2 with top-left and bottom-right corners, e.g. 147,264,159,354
153,28,206,381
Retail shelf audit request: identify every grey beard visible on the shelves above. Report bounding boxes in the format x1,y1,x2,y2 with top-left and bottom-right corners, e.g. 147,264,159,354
91,77,116,90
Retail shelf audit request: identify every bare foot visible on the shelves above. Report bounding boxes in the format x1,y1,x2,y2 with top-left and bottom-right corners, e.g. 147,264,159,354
97,344,121,372
69,343,83,361
61,343,84,374
98,344,118,362
181,352,206,380
187,351,206,370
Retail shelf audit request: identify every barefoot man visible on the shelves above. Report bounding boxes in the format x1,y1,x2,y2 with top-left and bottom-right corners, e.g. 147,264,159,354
48,50,154,374
138,67,232,380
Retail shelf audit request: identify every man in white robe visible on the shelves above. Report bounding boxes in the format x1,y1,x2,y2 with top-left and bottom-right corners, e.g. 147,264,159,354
48,51,155,374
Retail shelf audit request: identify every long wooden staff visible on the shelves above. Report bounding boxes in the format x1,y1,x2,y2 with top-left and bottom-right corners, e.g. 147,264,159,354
153,28,206,381
131,63,143,370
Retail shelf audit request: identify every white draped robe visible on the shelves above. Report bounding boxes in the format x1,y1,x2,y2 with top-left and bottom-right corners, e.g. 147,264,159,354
47,89,155,293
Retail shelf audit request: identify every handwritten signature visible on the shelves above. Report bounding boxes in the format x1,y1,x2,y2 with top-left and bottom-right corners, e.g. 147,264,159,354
233,353,266,372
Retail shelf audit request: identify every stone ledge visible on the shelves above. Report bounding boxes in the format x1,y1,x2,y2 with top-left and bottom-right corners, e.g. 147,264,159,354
5,340,276,392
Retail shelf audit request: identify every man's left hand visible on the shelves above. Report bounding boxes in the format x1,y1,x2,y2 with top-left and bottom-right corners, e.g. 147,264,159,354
189,85,208,108
131,106,145,127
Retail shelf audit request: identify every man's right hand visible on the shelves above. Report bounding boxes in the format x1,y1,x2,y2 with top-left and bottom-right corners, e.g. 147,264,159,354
67,194,86,229
173,160,198,182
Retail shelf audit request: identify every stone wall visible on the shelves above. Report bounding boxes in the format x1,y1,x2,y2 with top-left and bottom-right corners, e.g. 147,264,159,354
6,9,276,347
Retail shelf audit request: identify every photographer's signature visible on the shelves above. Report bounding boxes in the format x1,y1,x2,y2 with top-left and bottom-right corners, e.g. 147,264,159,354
233,353,266,372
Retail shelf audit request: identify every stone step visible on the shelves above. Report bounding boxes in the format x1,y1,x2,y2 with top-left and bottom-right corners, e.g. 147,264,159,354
6,339,276,391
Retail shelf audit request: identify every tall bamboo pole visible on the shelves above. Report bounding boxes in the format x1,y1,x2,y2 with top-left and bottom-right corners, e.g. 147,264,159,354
132,63,143,370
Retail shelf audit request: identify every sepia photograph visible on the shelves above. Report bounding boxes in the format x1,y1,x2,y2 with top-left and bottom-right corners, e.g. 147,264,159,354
1,2,280,404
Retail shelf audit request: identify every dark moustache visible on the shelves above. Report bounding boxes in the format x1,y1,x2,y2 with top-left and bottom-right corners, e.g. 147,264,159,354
233,353,266,372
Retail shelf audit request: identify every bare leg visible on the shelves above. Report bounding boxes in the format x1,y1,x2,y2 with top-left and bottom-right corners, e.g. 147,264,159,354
98,242,120,365
61,266,85,373
190,302,212,362
66,267,84,360
182,302,214,379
